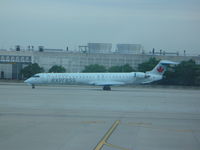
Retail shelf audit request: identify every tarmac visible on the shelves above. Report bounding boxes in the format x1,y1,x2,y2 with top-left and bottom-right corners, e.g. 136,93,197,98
0,83,200,150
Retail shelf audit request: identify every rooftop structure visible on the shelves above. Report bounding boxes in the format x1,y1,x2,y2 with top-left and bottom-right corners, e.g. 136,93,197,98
116,44,142,54
88,43,112,53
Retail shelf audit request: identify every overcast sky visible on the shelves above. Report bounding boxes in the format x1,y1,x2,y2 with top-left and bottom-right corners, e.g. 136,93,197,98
0,0,200,54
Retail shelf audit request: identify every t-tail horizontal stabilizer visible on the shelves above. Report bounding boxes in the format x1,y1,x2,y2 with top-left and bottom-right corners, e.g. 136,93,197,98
147,60,179,76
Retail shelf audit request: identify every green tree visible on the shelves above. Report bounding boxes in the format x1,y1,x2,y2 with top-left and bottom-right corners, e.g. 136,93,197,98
108,66,122,72
21,63,44,79
138,57,159,72
82,64,107,72
195,65,200,85
161,59,200,86
48,65,66,73
108,64,134,72
122,64,135,72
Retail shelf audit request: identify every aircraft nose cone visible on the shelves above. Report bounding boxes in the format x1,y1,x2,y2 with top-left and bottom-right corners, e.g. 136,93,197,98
24,79,28,83
24,78,31,84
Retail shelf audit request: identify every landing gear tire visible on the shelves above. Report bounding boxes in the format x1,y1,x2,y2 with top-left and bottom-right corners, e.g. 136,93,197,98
103,86,111,91
32,84,35,89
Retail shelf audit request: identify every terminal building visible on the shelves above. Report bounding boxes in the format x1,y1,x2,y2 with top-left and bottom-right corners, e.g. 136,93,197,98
0,51,32,79
0,43,200,79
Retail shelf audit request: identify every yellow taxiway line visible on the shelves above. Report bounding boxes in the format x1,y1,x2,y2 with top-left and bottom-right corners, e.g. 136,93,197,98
93,120,120,150
105,143,131,150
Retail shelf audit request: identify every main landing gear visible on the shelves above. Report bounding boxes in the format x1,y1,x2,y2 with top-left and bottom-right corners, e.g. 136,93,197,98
103,85,111,91
32,84,35,89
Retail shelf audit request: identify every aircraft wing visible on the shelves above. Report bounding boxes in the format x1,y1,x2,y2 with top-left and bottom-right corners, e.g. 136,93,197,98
89,81,125,86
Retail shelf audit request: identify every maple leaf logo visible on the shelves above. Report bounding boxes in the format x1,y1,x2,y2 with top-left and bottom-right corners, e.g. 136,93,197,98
157,66,164,73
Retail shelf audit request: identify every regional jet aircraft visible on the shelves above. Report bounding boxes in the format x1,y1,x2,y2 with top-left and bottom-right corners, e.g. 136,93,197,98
24,60,178,90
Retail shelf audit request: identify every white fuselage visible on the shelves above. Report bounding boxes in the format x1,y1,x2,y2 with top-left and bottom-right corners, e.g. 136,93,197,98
24,60,178,90
24,72,162,86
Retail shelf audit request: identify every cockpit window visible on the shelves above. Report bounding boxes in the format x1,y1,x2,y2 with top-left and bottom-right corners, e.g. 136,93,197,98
32,75,40,78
